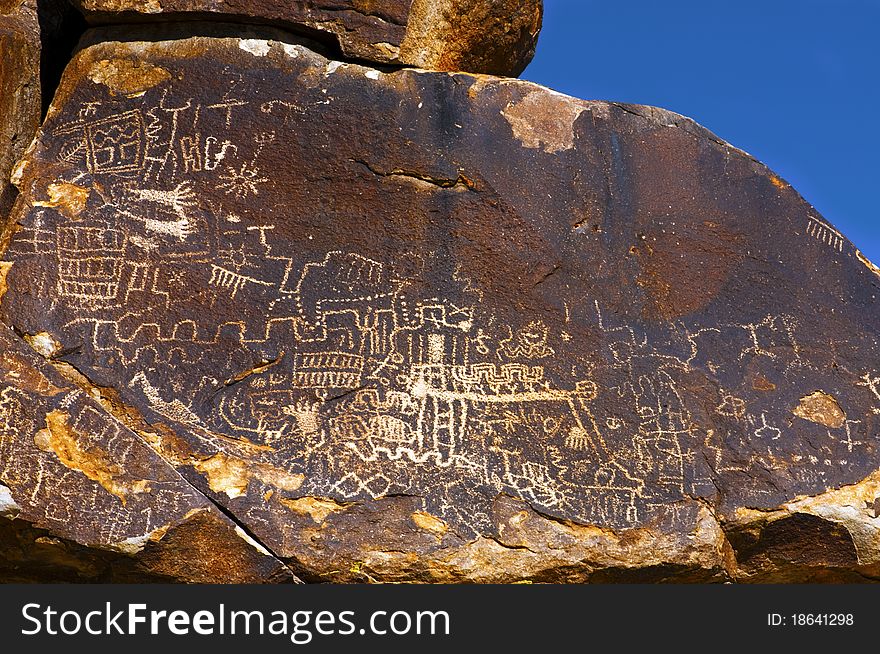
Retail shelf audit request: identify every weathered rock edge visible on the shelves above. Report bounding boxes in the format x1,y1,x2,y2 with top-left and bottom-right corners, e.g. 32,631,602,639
0,0,41,218
70,0,543,76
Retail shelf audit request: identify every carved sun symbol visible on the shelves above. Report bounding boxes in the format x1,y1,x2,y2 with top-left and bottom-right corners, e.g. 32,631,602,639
218,163,269,199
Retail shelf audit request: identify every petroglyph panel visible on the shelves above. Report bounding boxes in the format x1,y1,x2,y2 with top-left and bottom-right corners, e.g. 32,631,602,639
0,324,294,581
1,36,878,580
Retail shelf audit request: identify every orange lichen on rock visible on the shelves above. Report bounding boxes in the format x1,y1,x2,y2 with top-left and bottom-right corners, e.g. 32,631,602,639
33,182,90,218
33,410,150,503
411,511,449,536
87,58,171,95
0,261,11,303
793,391,846,429
280,496,348,523
194,452,304,498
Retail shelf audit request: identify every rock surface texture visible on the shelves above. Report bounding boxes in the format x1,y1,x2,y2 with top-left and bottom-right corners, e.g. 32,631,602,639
71,0,543,76
0,0,41,218
0,323,297,581
1,15,879,584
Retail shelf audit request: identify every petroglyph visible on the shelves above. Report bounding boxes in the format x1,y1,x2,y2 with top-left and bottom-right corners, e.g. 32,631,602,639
0,324,294,582
858,373,880,415
753,413,782,441
12,188,865,533
806,217,845,252
54,109,147,174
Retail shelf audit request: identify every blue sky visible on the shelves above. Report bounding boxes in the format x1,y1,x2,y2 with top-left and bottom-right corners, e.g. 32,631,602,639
522,0,879,263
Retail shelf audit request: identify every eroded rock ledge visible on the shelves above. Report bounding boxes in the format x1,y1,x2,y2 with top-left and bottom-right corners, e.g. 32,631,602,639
71,0,543,76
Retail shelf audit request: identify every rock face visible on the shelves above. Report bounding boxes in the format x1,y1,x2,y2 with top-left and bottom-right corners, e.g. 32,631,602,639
0,0,41,218
1,33,878,583
70,0,543,76
0,323,297,581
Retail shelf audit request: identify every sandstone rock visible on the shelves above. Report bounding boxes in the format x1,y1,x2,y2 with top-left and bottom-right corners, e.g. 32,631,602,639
70,0,543,76
400,0,542,77
1,34,879,583
0,0,40,218
0,324,297,581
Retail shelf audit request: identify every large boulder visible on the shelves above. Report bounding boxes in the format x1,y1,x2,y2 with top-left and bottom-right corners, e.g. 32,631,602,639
1,33,878,582
70,0,543,76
